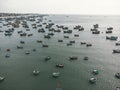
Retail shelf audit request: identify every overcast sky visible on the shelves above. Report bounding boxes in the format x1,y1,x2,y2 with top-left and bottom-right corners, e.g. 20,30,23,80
0,0,120,15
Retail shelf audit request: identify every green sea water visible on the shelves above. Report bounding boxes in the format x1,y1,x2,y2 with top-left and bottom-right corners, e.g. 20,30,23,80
0,15,120,90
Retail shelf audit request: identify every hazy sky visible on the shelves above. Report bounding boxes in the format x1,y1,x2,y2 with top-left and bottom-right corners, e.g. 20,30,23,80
0,0,120,15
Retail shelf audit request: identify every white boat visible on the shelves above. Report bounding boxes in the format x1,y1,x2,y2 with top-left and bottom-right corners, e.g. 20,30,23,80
33,70,39,75
89,77,96,84
92,70,99,75
52,72,60,78
0,76,5,81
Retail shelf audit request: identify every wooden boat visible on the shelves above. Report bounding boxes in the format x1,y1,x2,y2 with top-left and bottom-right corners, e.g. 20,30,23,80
64,36,69,38
17,31,23,34
78,27,84,31
107,27,113,30
32,48,36,52
93,24,99,28
5,54,10,58
44,35,51,39
38,29,45,33
74,34,79,37
28,34,33,37
17,46,23,49
56,64,64,68
115,73,120,79
4,33,12,36
92,70,99,75
113,50,120,53
25,51,30,55
89,77,96,84
37,40,42,43
6,49,11,52
0,76,5,82
58,40,63,42
42,44,49,47
20,41,25,44
83,56,88,60
115,43,120,46
33,70,39,75
20,33,27,36
69,56,78,60
63,30,72,33
52,72,60,78
80,42,86,45
92,31,100,34
69,40,75,44
106,36,118,40
45,56,51,61
86,44,92,47
106,30,112,33
66,43,72,46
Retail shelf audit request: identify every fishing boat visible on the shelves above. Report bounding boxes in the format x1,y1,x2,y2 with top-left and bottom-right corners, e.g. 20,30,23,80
0,76,5,82
69,40,75,44
44,35,51,39
80,42,86,45
63,30,72,33
106,36,118,41
20,33,27,36
93,24,99,28
28,34,33,37
38,29,45,33
48,33,54,36
107,27,113,30
115,73,120,79
69,56,78,60
115,42,120,46
92,31,100,34
52,72,60,78
6,49,11,52
74,34,79,37
32,48,36,52
113,49,120,53
5,54,10,58
86,44,92,47
89,77,97,84
66,43,72,46
4,33,12,36
106,30,112,33
83,56,88,60
45,56,51,61
20,40,25,44
64,36,69,38
37,40,42,43
58,40,63,42
92,70,99,75
17,46,23,49
56,64,64,68
25,51,30,55
42,44,49,47
78,27,84,31
33,70,39,75
17,30,23,34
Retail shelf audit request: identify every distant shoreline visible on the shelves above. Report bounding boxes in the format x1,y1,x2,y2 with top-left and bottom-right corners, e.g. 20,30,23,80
0,13,120,18
0,13,48,17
